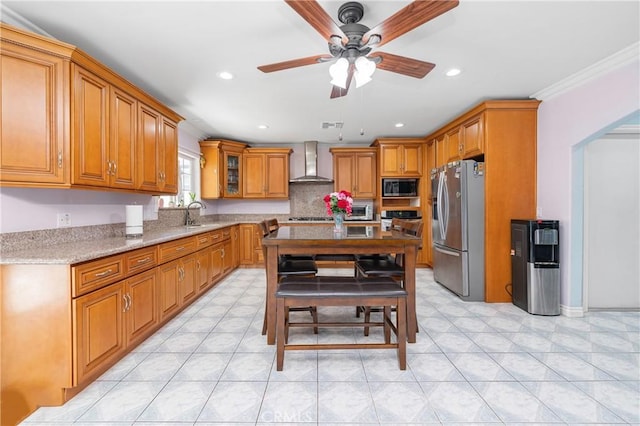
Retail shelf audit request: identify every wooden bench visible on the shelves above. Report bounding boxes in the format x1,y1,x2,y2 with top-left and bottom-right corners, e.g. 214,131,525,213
275,276,407,371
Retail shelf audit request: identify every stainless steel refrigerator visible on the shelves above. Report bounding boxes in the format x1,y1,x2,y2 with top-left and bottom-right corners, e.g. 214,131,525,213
431,160,485,301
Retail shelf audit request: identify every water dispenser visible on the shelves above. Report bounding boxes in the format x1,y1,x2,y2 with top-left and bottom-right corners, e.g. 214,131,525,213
510,219,560,315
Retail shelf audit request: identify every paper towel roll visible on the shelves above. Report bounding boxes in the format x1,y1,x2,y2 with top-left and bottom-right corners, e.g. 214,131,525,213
126,205,143,237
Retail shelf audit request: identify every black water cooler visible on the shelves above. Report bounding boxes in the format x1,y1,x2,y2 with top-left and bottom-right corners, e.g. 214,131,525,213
510,220,560,315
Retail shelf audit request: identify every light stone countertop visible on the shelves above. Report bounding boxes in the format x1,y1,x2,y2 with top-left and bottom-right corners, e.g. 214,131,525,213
0,222,242,265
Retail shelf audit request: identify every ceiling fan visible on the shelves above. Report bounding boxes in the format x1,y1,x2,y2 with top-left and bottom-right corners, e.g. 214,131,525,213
257,0,459,98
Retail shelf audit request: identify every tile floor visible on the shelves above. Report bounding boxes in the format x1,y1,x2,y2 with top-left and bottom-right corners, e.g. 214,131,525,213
22,268,639,425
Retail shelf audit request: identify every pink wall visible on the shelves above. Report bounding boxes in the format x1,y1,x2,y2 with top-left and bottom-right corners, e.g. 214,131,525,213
537,60,640,309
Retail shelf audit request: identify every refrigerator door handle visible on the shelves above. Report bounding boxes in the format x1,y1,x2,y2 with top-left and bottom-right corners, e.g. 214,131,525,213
441,171,449,239
434,246,461,257
437,171,446,240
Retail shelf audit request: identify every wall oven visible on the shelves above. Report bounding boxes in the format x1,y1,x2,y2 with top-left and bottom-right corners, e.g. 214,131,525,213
346,203,373,221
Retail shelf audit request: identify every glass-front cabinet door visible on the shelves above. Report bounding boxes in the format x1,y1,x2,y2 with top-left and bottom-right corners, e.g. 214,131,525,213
223,151,242,197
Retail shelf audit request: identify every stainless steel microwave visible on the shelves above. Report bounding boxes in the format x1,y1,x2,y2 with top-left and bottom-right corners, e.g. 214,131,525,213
382,178,418,197
346,203,373,221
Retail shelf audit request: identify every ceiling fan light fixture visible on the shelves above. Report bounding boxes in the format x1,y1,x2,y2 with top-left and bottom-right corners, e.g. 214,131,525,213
329,57,349,89
354,56,376,88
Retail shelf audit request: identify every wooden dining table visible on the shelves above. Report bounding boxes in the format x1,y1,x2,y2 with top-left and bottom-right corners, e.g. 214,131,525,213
262,224,422,345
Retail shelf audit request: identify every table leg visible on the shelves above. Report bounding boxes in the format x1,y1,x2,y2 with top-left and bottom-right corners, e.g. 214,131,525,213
266,246,279,345
404,244,417,343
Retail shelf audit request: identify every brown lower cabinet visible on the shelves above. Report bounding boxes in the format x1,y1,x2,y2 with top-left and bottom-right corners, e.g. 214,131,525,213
0,225,239,425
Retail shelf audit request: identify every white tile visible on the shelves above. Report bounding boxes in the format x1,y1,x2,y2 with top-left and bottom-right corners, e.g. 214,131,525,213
220,352,274,381
124,352,189,381
408,353,465,381
489,352,565,381
198,381,267,422
369,381,438,423
521,381,625,424
470,381,561,423
420,381,500,422
196,331,243,353
532,352,616,381
573,380,640,423
137,381,214,422
448,352,515,381
258,381,317,423
171,352,232,381
318,382,377,423
430,331,484,352
318,352,367,382
77,381,165,422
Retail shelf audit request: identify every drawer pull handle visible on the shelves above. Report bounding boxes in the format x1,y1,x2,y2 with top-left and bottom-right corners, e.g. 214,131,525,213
136,257,151,264
95,269,113,277
175,246,185,251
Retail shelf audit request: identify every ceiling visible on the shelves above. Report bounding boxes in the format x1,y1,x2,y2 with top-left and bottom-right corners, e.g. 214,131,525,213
3,1,639,145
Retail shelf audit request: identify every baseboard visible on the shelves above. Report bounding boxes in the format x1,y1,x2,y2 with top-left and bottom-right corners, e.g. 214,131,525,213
561,304,585,317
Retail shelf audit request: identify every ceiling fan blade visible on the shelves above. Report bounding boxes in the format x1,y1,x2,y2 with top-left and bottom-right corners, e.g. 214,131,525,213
285,0,347,44
372,52,435,78
363,0,459,47
258,54,333,73
330,63,354,99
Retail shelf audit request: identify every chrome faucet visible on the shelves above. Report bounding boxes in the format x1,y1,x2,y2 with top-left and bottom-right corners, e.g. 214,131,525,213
185,201,206,226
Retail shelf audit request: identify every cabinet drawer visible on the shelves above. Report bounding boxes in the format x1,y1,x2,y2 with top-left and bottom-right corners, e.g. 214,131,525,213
158,236,197,263
196,231,215,249
221,227,231,241
72,255,125,297
124,246,157,275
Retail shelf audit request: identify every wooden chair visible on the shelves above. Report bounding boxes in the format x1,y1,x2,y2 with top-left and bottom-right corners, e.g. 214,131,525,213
260,219,319,335
275,276,407,371
354,219,423,335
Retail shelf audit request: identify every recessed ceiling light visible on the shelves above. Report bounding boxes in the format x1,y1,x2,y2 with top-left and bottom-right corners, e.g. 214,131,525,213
394,122,404,128
445,68,461,77
217,71,234,80
258,124,269,129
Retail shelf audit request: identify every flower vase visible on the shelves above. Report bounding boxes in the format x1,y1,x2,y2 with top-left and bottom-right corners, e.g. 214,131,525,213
333,212,345,233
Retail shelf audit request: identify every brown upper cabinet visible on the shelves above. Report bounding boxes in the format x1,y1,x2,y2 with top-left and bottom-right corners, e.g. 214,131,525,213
426,99,540,303
199,139,247,199
372,138,423,177
330,147,377,198
0,23,182,193
436,113,485,168
243,148,292,199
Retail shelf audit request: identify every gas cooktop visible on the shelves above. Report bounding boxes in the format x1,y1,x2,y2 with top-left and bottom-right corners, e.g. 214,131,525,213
288,216,333,221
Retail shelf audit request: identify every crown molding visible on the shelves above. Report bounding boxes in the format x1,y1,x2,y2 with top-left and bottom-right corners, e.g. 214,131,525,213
0,4,54,37
532,41,640,101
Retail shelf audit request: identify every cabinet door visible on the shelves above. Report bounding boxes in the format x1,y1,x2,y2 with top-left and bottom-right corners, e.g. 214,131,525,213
72,66,110,187
196,248,210,292
222,239,234,274
264,153,289,198
434,135,447,168
333,153,355,194
379,144,402,176
200,145,222,199
137,103,162,192
110,87,137,189
161,118,178,194
238,224,257,265
231,226,240,268
179,254,197,305
445,128,462,163
401,144,422,176
210,244,224,283
158,260,181,321
1,44,68,184
355,152,377,197
124,269,158,347
462,115,484,158
243,153,265,198
73,282,125,384
223,150,242,197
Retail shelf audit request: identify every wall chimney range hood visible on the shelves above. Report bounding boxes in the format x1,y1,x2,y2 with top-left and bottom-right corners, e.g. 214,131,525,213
289,141,334,183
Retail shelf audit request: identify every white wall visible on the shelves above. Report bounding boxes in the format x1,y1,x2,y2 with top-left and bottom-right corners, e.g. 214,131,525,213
584,134,640,309
536,59,640,312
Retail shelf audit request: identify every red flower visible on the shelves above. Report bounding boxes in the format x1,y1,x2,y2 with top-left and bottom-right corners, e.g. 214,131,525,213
323,195,331,203
337,199,348,209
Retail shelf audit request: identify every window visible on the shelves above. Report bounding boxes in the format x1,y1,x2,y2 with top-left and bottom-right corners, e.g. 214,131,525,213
159,151,199,207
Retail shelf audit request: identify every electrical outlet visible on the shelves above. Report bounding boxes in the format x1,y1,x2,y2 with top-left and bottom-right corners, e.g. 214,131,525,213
57,213,71,228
